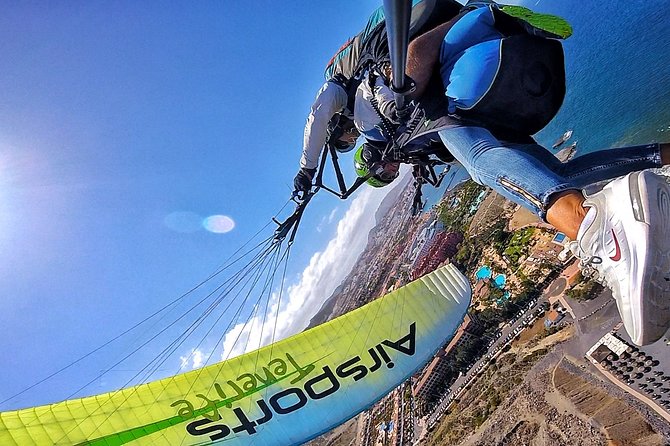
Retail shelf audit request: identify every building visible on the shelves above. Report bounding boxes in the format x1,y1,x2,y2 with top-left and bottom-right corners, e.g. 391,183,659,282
409,220,446,268
412,313,484,410
586,332,629,361
561,259,581,285
411,231,464,280
472,279,491,302
544,309,565,328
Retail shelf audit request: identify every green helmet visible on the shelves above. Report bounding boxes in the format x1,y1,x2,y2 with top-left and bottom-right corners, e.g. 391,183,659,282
353,144,398,188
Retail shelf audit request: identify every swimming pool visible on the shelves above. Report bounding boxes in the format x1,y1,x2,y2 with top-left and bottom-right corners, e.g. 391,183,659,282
476,266,506,289
493,274,506,288
552,232,567,243
476,266,492,280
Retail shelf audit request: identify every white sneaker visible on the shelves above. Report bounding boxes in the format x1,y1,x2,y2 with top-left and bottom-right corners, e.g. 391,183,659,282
569,170,670,345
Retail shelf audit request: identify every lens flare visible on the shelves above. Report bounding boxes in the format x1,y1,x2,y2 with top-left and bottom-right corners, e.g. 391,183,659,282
203,215,235,233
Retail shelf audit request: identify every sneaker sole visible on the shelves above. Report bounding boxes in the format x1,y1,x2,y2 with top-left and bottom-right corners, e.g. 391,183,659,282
631,170,670,345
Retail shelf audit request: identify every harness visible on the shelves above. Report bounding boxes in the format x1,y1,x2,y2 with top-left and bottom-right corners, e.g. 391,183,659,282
380,3,570,160
330,73,363,118
324,0,463,144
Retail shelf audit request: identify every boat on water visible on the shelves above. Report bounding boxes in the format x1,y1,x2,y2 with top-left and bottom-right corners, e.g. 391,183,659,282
556,140,577,162
552,129,573,148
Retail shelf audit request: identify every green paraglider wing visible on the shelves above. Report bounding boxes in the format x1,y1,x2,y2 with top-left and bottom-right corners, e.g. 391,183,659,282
0,264,471,445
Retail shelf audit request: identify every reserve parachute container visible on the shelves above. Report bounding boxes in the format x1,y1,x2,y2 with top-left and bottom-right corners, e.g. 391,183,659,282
0,264,471,446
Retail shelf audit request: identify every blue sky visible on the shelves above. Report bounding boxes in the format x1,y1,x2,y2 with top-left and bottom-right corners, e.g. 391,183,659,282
0,0,403,409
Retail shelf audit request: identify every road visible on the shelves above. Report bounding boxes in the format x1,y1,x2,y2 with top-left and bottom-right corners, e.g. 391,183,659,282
423,293,560,432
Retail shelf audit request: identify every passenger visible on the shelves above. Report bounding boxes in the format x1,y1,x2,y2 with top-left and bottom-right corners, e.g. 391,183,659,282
355,3,670,345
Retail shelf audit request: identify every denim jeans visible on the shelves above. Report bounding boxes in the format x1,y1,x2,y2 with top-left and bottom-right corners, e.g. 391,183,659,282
438,125,663,220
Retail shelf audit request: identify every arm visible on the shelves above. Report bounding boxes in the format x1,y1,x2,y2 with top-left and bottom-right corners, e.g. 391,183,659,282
299,81,348,170
371,74,397,122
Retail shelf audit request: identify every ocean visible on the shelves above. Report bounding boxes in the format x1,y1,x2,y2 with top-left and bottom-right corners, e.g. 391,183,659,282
421,0,670,211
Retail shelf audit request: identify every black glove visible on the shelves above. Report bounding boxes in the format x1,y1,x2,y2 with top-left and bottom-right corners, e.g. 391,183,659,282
293,168,316,194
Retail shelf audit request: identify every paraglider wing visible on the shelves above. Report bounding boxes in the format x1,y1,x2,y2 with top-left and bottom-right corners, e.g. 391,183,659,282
0,264,471,445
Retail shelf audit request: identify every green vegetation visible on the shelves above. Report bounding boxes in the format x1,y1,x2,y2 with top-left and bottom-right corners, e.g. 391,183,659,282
481,284,506,305
454,217,514,273
503,227,535,267
437,181,487,233
489,218,512,255
566,280,604,301
475,279,539,332
564,271,604,301
453,237,478,272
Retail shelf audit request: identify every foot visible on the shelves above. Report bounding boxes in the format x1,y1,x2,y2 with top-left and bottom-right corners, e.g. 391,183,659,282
569,170,670,345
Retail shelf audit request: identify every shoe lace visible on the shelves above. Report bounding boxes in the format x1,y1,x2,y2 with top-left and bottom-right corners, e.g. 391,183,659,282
567,241,611,288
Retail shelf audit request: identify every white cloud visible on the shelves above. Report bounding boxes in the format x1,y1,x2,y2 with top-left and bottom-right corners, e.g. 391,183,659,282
220,186,391,360
327,207,338,224
180,348,206,370
316,207,339,233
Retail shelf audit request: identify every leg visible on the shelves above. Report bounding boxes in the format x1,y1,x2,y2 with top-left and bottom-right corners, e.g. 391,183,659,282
548,142,667,238
546,191,587,240
556,143,664,189
546,145,670,345
438,126,666,237
437,125,579,220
